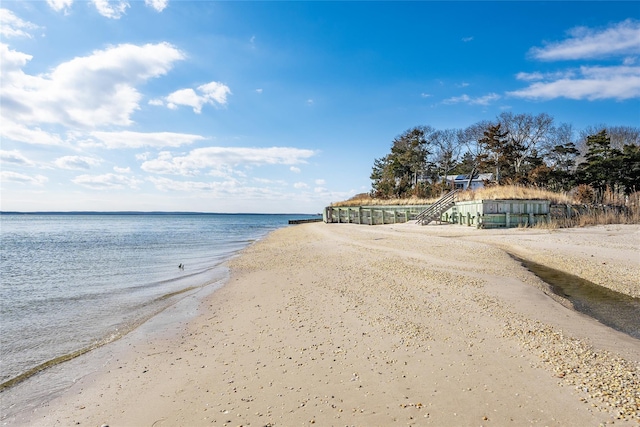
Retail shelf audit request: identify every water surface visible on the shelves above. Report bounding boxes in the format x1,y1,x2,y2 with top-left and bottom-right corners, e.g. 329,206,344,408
510,254,640,339
0,213,313,391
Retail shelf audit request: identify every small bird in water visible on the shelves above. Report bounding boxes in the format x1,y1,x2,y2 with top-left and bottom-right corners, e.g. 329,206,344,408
178,263,184,270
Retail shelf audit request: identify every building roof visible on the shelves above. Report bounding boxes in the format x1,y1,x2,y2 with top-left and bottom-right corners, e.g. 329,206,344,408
446,173,493,182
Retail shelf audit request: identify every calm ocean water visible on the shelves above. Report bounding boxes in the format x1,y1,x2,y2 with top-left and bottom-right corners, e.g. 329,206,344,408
0,213,313,403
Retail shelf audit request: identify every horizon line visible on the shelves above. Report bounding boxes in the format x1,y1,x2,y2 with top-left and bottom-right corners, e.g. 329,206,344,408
0,211,321,216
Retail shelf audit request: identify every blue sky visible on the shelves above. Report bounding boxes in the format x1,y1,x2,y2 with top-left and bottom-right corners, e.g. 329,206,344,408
1,1,639,213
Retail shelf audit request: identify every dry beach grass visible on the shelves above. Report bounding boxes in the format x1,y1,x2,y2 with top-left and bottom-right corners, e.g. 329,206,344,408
16,223,640,426
331,185,575,207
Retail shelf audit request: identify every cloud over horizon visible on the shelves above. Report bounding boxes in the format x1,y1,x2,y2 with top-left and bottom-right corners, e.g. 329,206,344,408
54,156,102,170
1,150,36,167
72,173,142,190
1,171,48,186
89,131,206,149
140,146,317,177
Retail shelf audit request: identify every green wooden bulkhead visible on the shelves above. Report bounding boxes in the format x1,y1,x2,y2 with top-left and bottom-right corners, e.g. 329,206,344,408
324,199,551,228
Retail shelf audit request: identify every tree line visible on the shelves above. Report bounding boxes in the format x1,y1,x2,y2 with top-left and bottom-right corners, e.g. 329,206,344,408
370,112,640,204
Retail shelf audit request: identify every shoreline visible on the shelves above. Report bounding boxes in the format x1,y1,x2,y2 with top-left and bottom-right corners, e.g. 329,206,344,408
10,223,640,426
0,273,230,425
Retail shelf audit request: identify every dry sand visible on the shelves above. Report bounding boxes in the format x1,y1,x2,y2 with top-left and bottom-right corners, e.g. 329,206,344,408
11,223,640,426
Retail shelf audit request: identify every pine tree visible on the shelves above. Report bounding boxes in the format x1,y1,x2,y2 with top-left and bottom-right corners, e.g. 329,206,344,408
478,123,509,183
577,130,620,202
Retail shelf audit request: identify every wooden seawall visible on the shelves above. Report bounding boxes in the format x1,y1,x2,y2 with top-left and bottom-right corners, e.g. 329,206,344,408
324,200,561,228
323,205,429,225
288,218,323,225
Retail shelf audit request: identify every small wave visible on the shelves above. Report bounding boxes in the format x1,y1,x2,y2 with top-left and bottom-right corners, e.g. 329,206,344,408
154,286,197,301
0,283,205,391
0,332,122,391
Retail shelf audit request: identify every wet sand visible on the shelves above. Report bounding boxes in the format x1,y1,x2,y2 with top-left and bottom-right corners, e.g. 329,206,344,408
14,223,640,426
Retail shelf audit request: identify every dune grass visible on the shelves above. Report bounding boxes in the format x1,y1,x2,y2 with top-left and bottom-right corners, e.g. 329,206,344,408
330,194,432,207
331,185,573,207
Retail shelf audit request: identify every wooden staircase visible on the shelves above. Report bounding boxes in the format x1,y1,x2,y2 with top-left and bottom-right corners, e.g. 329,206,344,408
415,189,459,225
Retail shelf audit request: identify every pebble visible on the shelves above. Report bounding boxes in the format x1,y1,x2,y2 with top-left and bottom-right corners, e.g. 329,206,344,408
230,224,640,423
503,315,639,422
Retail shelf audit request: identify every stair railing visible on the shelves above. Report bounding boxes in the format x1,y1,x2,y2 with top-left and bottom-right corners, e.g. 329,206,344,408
415,189,459,225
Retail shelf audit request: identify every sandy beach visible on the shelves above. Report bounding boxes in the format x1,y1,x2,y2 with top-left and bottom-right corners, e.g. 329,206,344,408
11,223,640,426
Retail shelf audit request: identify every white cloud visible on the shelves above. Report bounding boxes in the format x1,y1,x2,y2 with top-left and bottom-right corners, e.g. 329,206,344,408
0,150,35,166
509,65,640,100
530,19,640,61
254,177,286,186
293,182,308,189
0,9,38,38
73,173,142,189
420,93,431,98
148,176,239,193
47,0,73,12
165,88,198,110
148,99,164,106
306,99,314,105
473,93,501,105
0,119,65,146
314,179,325,185
290,166,301,173
141,146,317,176
1,42,185,129
47,0,158,17
256,88,263,94
163,81,231,113
443,93,500,105
1,171,48,185
54,156,101,170
443,94,470,104
145,0,168,12
462,36,474,43
92,0,129,19
90,130,205,149
1,42,32,71
515,71,545,82
512,20,640,101
114,166,131,173
146,176,298,203
197,81,232,104
515,70,577,82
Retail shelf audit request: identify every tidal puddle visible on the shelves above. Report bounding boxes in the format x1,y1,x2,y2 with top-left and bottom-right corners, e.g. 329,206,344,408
509,254,640,340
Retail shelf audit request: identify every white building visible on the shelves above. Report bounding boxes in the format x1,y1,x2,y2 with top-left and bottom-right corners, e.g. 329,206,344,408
445,173,493,190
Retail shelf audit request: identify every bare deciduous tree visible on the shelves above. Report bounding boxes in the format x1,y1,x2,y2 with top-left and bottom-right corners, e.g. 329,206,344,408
431,129,463,188
498,112,554,178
